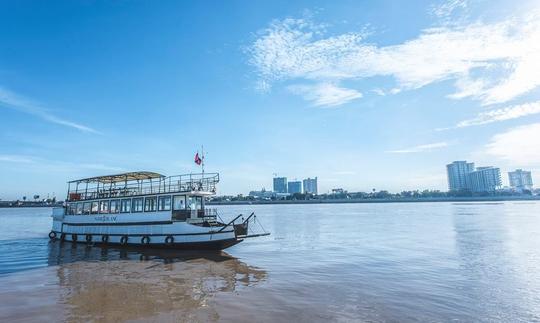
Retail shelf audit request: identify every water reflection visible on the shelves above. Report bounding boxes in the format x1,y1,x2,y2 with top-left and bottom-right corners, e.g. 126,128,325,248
450,204,529,321
0,241,267,322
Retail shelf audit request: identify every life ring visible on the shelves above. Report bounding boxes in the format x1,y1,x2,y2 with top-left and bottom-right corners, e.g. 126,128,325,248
120,235,128,245
165,235,174,245
141,236,150,244
85,234,92,243
101,235,109,243
48,231,57,240
72,234,78,242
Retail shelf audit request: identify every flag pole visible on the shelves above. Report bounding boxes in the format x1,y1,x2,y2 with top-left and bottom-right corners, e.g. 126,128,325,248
201,145,205,175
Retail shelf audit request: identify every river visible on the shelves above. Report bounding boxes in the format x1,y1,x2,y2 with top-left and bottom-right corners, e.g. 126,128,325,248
1,202,539,322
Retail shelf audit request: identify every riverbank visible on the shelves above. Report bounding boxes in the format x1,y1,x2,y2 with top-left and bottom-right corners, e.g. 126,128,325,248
208,195,540,205
2,196,538,208
0,201,62,208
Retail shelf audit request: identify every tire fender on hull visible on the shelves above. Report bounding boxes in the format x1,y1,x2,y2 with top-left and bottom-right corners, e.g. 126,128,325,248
165,235,174,245
120,235,128,245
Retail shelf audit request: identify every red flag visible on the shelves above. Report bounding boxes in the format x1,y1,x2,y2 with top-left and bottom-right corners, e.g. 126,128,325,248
194,152,202,165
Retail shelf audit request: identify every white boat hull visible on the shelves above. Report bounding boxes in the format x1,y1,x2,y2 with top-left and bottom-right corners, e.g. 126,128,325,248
50,209,242,250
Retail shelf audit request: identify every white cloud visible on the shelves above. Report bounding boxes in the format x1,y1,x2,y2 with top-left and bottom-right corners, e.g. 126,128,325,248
454,101,540,128
0,154,124,172
386,142,449,153
287,83,362,107
248,9,540,107
484,122,540,166
0,154,36,163
430,0,468,20
371,88,386,96
0,87,99,134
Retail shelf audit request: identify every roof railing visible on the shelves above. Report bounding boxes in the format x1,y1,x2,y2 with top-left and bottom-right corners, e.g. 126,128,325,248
67,173,219,201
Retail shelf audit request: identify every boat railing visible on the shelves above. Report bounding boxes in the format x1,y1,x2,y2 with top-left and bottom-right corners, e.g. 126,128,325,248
171,208,218,221
204,208,218,217
67,173,219,201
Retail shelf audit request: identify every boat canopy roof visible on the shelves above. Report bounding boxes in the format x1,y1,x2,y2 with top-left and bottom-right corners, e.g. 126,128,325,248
69,171,164,184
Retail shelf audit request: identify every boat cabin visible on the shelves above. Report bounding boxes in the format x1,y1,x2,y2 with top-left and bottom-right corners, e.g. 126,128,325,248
64,171,219,222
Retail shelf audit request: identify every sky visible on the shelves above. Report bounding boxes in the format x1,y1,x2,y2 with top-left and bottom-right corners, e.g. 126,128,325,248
1,0,540,199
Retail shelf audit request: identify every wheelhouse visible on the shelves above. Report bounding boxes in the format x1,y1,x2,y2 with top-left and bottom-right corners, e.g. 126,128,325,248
65,171,219,222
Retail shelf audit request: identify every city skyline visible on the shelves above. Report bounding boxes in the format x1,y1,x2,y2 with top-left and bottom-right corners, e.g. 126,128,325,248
1,0,540,200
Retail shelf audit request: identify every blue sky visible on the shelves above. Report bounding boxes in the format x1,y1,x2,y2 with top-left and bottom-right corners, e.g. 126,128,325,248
1,0,540,199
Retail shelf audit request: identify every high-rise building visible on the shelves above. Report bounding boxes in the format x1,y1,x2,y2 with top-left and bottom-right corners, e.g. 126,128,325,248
273,177,287,193
447,161,475,190
467,167,501,192
303,177,318,194
508,169,533,191
287,181,302,194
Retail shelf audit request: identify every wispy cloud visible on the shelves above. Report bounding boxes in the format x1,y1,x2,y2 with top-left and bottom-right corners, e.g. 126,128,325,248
387,142,449,153
451,101,540,129
247,9,540,107
0,154,124,172
0,87,99,134
484,122,540,166
0,154,36,163
430,0,468,20
287,83,362,107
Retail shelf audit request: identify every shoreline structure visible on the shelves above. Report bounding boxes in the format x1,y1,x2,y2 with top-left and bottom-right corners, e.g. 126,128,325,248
1,195,538,208
209,195,540,205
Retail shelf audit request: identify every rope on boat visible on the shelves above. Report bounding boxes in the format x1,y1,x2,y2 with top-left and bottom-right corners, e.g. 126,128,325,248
243,213,270,238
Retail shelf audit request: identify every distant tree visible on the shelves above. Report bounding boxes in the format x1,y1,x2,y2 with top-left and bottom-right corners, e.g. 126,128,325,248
447,189,472,197
374,190,391,199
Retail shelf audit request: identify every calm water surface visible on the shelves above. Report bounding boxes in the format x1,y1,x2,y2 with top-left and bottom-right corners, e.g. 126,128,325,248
1,202,540,322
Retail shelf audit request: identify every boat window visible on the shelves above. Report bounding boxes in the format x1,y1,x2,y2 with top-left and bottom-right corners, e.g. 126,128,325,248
68,203,77,215
144,196,157,212
173,195,186,210
187,196,202,210
158,196,171,211
91,201,99,214
132,198,143,212
110,200,120,213
99,200,109,214
83,202,91,215
76,203,83,215
120,199,131,213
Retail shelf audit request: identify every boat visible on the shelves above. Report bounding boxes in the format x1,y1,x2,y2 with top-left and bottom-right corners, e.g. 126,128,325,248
49,171,269,250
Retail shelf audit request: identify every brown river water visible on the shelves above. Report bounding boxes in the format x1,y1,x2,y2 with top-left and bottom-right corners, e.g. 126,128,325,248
1,203,540,322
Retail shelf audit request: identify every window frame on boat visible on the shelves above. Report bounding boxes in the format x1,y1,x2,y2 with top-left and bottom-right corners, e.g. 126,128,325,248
110,199,120,214
120,198,131,213
91,201,99,214
67,203,77,215
83,202,91,215
187,196,203,210
144,196,157,212
99,200,109,214
158,195,171,211
132,198,143,213
76,203,83,215
173,195,186,210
